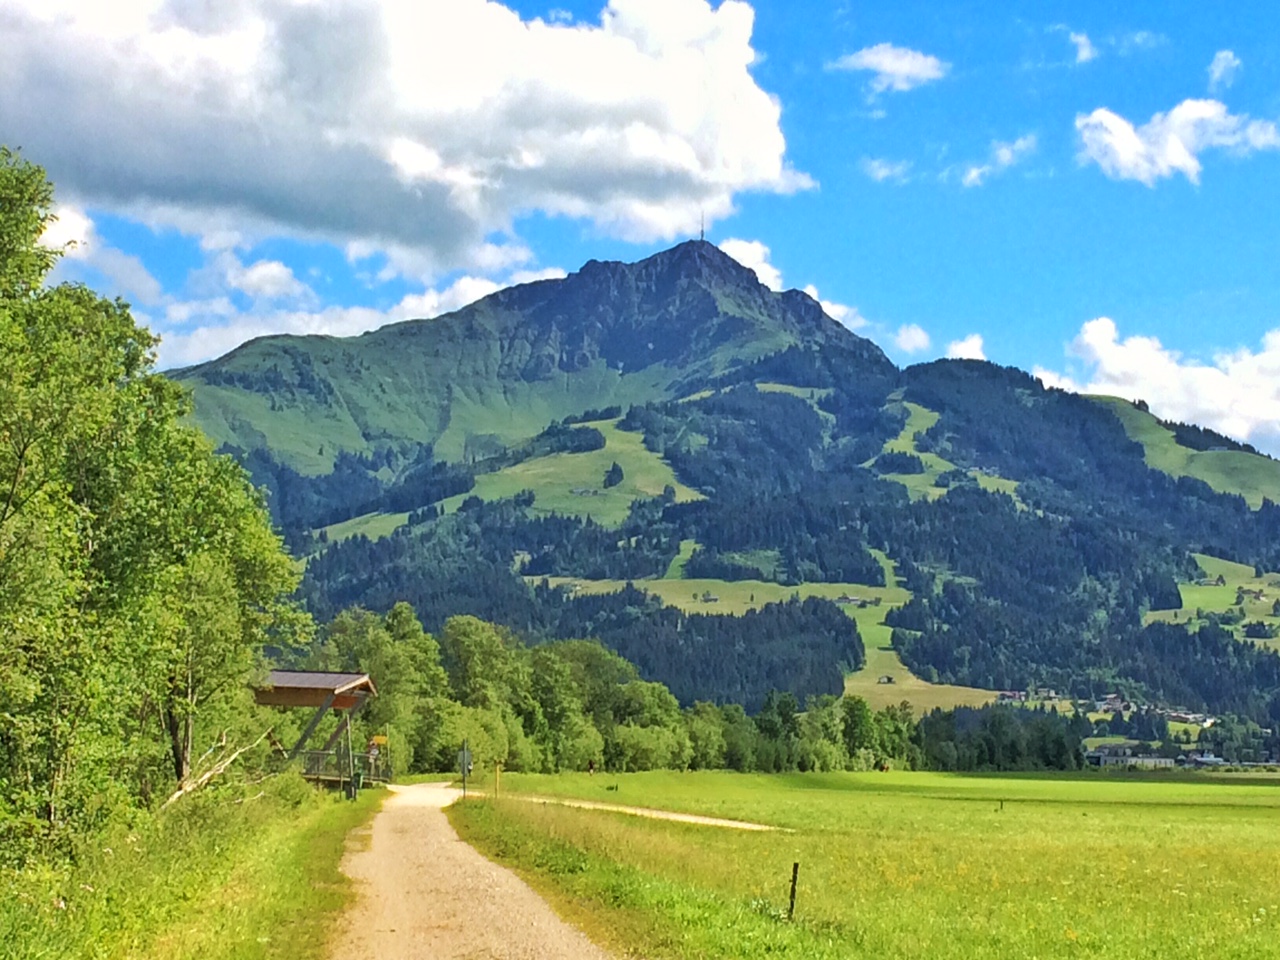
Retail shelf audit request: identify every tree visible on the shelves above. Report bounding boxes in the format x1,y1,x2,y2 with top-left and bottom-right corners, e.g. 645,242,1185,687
0,150,304,861
604,461,624,488
841,695,876,755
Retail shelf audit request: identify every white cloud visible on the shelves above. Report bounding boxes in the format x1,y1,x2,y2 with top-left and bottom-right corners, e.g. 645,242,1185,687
1,0,810,277
1208,50,1242,93
718,238,782,291
1068,31,1097,64
40,203,165,305
860,158,911,183
946,334,986,360
828,43,949,94
1116,30,1166,54
962,134,1037,187
225,259,309,301
1034,317,1280,455
894,324,931,354
801,285,867,331
1076,99,1280,186
38,204,93,254
717,238,866,330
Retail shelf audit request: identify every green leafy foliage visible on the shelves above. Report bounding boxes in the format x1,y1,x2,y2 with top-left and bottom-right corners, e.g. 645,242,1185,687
0,151,304,865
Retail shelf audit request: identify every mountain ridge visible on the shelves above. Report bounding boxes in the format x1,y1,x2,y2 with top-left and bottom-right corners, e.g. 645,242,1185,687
176,240,892,473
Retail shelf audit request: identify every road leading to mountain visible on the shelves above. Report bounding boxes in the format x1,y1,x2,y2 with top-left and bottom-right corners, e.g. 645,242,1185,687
328,782,614,960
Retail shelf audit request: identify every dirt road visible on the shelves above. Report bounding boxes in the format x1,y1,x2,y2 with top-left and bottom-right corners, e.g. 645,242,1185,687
508,794,778,831
328,782,614,960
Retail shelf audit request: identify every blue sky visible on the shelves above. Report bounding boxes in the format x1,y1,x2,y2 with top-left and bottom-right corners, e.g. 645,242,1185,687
7,1,1280,449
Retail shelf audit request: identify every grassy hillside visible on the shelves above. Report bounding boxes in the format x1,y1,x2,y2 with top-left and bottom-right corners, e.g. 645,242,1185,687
874,400,1022,506
455,770,1280,960
318,418,701,537
442,418,702,527
1097,396,1280,509
1146,552,1280,647
178,242,893,474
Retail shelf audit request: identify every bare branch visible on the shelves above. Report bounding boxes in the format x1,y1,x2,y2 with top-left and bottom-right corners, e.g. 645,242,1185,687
160,727,271,810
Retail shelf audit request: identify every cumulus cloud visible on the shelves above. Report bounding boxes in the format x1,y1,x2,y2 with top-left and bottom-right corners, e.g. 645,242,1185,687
1034,317,1280,454
1076,99,1280,186
225,259,310,301
800,285,866,331
40,203,165,305
1208,50,1242,93
946,334,986,360
1,0,809,278
828,43,949,94
718,238,782,291
860,158,911,183
717,238,866,330
962,134,1037,187
1068,31,1097,64
894,324,931,354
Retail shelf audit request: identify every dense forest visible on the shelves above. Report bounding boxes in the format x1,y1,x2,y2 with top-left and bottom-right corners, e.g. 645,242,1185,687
295,366,1280,723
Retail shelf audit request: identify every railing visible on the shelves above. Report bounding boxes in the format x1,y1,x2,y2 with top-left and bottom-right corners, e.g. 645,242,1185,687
297,749,392,786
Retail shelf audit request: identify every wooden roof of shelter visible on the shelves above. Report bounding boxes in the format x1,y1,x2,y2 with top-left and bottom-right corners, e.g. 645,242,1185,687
254,670,377,710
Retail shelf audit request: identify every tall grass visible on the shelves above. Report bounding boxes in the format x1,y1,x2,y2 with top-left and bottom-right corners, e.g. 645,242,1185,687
2,775,380,960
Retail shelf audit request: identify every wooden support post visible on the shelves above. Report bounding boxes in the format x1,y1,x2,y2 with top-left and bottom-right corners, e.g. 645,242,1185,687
321,712,352,752
788,862,799,921
344,716,357,800
286,691,337,761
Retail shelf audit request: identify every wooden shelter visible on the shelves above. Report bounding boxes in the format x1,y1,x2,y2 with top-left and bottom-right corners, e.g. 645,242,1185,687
254,670,385,792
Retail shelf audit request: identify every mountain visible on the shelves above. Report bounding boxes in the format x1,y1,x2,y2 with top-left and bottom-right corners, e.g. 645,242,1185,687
177,241,1280,723
175,240,892,474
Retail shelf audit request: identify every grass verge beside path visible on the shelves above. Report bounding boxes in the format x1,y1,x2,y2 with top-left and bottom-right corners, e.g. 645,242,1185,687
2,776,382,960
453,770,1280,960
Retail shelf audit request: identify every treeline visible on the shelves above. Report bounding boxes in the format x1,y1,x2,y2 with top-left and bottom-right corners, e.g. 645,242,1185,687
301,603,1088,776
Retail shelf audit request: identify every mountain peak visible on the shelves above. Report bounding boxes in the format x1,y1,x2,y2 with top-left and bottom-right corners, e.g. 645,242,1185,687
578,239,767,294
178,237,894,471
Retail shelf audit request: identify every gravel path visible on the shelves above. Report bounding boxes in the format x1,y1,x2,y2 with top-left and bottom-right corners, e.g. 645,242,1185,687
508,794,778,831
328,782,615,960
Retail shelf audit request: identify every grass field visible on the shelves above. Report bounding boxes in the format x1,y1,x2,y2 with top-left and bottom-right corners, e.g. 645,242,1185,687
320,509,412,543
439,418,702,527
453,769,1280,960
1145,552,1280,646
1098,395,1280,509
663,539,699,579
841,548,996,711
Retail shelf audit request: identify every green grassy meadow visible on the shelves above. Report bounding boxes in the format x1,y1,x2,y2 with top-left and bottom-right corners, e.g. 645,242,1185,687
2,777,381,960
440,417,702,527
1145,553,1280,646
453,770,1280,960
321,509,412,543
1098,396,1280,509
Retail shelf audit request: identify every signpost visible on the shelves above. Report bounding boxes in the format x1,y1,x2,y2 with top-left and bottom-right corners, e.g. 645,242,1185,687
458,740,473,798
